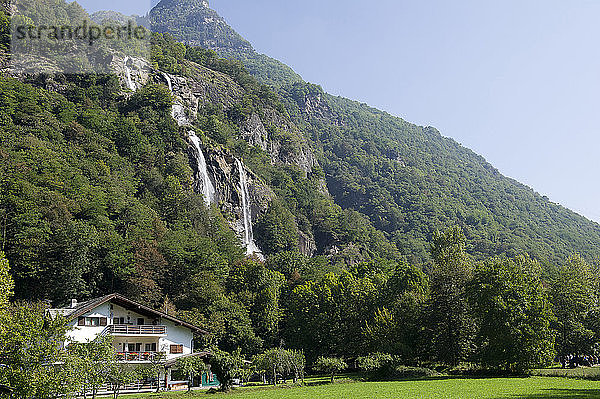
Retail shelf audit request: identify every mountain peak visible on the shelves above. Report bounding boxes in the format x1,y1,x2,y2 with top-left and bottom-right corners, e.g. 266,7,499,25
150,0,252,53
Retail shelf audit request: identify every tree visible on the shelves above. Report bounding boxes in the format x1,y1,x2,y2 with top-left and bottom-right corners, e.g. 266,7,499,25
424,227,476,365
253,349,285,386
467,256,555,372
288,350,306,384
254,201,299,255
66,336,116,399
105,363,140,399
252,348,305,386
363,262,428,361
176,355,208,392
285,271,379,360
0,302,72,398
205,348,244,392
144,351,166,393
226,259,285,348
0,251,14,396
0,251,12,310
314,356,347,383
550,254,597,364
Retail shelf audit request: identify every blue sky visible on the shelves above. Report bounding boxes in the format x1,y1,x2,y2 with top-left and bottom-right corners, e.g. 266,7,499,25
76,0,600,223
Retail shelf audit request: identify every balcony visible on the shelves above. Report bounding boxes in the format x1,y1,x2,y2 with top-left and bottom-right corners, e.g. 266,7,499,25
116,351,165,362
104,325,167,336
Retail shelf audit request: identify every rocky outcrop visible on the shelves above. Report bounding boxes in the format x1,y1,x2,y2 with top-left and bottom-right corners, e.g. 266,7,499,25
298,230,316,257
302,92,344,127
112,56,152,92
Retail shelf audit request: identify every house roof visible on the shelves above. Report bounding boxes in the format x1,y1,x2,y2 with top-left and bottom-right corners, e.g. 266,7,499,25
50,293,208,335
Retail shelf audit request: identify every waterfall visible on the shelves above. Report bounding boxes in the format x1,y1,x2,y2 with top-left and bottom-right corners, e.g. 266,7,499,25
188,131,216,206
162,72,188,126
236,159,262,257
123,57,136,91
162,72,173,92
172,103,188,126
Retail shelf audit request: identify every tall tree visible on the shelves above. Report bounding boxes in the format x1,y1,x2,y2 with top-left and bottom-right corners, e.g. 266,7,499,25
550,254,597,362
467,255,555,372
424,227,475,365
363,262,428,362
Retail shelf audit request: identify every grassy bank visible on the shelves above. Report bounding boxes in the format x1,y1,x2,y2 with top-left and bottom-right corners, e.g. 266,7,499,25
531,367,600,380
125,376,600,399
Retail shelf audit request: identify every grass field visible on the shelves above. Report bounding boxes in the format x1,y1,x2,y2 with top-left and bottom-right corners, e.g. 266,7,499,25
126,376,600,399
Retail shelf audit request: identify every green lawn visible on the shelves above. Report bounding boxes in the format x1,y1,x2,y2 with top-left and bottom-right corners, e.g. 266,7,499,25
126,377,600,399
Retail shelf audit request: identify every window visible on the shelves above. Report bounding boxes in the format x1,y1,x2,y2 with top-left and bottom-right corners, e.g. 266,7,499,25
170,345,183,354
113,317,125,325
145,343,157,352
128,344,136,352
137,318,144,325
78,317,107,327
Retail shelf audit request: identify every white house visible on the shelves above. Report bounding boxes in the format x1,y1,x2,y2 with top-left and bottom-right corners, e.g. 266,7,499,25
48,293,217,390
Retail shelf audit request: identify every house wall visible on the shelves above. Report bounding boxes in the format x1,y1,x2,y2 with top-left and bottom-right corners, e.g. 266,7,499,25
111,304,159,325
65,303,111,343
160,320,194,360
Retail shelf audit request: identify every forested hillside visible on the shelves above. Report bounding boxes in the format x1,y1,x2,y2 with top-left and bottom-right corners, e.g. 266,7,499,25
4,1,600,388
149,0,600,267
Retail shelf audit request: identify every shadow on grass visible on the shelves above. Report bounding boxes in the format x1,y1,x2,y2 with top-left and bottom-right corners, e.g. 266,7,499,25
500,389,600,399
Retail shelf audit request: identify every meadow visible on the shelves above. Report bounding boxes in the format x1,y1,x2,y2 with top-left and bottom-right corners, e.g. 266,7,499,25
127,376,600,399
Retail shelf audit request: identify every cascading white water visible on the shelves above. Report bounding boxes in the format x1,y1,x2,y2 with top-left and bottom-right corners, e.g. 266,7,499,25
162,72,188,126
123,57,136,91
172,103,188,126
236,159,262,256
188,131,216,206
162,72,173,92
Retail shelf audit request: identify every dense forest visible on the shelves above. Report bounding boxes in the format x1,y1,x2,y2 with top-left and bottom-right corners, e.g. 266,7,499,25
2,1,600,395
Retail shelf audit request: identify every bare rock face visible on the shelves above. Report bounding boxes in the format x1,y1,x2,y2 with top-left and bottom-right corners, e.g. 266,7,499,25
298,230,317,257
112,56,153,92
241,113,269,151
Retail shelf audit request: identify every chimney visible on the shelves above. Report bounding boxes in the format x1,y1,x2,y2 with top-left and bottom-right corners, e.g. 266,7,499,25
70,299,78,308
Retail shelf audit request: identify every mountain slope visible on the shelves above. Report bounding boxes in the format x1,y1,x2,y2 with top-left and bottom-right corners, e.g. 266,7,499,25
149,0,600,266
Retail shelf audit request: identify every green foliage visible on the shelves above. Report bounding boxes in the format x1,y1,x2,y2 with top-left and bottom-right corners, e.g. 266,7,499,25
0,302,71,398
206,348,244,392
105,363,142,399
467,256,555,372
0,10,9,51
176,355,208,392
66,336,116,398
255,201,299,255
550,254,597,358
285,271,381,360
0,252,12,309
357,353,436,380
362,263,428,361
252,348,305,385
314,356,347,383
424,227,476,365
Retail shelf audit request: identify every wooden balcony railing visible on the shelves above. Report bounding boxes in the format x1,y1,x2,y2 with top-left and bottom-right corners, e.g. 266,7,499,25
115,351,165,362
104,325,167,335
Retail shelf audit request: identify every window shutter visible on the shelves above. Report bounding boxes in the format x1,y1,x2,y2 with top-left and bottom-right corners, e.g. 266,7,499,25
99,317,107,326
78,317,85,326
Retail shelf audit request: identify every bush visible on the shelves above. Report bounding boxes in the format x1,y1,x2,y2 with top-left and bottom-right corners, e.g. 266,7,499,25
357,353,438,381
